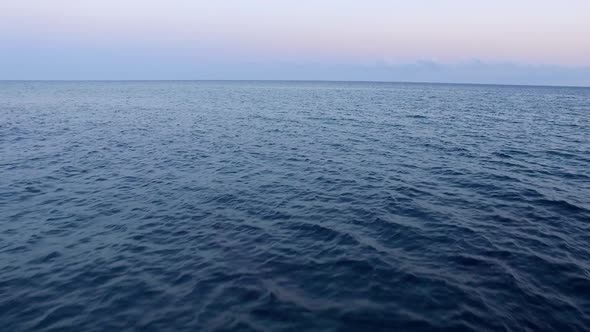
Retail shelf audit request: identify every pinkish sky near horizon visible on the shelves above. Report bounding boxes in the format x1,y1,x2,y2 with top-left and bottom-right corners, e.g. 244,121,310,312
2,0,590,85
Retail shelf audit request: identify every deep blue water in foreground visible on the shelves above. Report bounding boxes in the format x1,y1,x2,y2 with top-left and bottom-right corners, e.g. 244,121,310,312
1,81,589,331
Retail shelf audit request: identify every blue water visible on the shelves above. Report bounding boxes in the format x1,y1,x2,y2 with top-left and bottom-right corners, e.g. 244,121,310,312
1,81,589,331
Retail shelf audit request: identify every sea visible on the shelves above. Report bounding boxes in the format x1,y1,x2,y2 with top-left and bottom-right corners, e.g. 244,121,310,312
1,81,589,331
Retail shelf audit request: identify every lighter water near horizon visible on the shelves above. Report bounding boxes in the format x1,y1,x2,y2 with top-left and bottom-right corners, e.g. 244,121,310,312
1,81,589,331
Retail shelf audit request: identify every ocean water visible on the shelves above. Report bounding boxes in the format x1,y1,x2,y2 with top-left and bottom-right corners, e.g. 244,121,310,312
1,81,589,331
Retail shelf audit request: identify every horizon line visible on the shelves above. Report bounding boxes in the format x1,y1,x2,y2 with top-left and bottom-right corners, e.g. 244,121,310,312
1,79,589,89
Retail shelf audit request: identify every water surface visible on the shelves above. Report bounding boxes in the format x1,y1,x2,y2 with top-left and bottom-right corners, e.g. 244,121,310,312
1,81,589,331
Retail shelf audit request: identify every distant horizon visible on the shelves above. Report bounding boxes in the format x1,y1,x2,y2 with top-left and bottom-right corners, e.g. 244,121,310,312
2,78,589,89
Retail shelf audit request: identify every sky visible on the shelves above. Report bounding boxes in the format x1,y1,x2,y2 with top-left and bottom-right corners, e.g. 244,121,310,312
1,0,590,85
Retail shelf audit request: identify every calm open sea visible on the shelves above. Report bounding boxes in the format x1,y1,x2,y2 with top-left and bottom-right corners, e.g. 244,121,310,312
1,81,589,331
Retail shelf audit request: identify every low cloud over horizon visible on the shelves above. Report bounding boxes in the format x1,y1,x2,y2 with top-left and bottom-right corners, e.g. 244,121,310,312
3,56,589,87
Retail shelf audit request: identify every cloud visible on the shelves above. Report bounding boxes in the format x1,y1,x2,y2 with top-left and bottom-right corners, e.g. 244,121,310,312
1,41,589,86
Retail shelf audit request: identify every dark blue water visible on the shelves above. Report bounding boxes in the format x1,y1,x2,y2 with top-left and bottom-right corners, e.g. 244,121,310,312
1,81,589,331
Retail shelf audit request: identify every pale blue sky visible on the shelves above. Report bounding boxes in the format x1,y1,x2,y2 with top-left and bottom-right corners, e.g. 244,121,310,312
1,0,589,85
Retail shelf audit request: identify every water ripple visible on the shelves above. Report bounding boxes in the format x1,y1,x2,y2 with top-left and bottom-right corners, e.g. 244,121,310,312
1,81,589,331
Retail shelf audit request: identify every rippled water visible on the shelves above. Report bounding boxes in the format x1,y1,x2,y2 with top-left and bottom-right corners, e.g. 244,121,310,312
1,81,589,331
